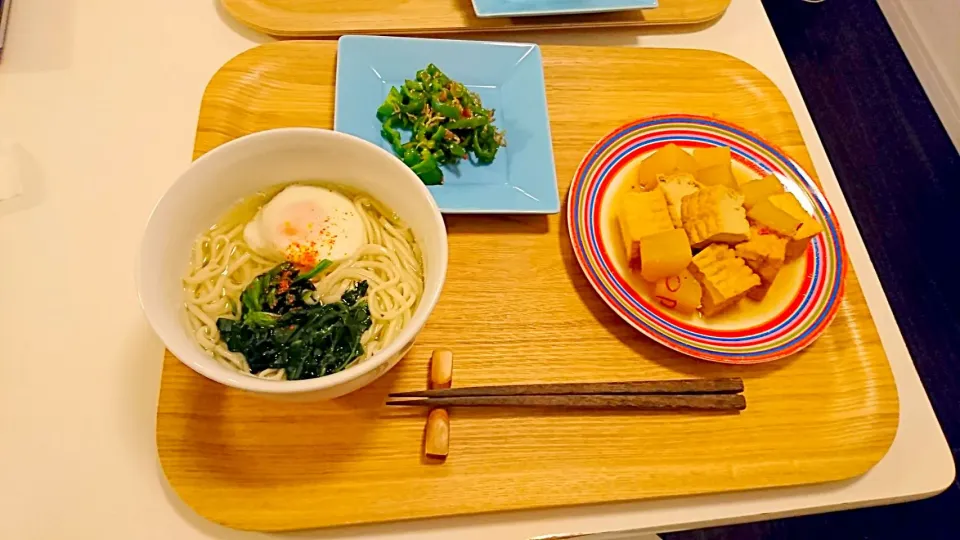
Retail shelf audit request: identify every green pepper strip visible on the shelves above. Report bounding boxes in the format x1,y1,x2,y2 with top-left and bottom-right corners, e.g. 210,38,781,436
447,116,489,130
402,147,419,166
402,84,423,98
400,98,425,115
380,119,403,155
430,96,461,120
448,143,467,159
376,87,402,119
410,151,443,185
472,135,498,163
376,103,395,119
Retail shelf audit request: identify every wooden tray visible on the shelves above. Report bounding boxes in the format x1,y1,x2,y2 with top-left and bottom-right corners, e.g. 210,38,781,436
158,41,899,531
221,0,730,37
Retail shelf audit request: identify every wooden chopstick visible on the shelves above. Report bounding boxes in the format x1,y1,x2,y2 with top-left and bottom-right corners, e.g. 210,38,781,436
388,378,743,399
387,394,746,411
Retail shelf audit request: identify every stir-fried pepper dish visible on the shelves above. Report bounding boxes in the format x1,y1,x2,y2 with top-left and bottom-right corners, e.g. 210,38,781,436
376,64,506,185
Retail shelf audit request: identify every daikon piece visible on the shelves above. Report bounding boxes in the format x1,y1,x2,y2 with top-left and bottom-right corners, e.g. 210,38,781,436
766,193,823,260
693,146,731,171
695,163,739,190
653,269,702,313
639,228,693,282
635,144,698,191
617,188,675,268
747,197,803,237
740,174,785,210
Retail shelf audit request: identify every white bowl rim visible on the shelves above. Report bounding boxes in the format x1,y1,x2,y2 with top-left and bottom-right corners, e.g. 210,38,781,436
137,127,448,394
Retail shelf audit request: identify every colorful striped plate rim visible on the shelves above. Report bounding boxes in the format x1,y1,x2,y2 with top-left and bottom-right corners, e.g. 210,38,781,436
567,115,847,364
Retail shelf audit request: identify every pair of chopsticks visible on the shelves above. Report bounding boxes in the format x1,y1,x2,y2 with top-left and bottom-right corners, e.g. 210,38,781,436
387,377,745,411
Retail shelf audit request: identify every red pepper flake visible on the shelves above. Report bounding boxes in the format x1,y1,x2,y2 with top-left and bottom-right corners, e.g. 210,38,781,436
285,240,321,270
665,275,682,293
276,266,297,293
656,296,678,309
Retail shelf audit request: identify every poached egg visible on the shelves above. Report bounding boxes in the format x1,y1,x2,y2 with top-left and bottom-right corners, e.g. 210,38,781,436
244,185,365,267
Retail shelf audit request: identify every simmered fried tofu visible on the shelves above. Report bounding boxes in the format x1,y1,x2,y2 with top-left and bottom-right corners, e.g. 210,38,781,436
736,226,788,282
746,282,773,302
736,226,789,299
680,185,750,248
635,144,698,191
688,244,761,316
658,172,700,227
617,188,674,268
766,193,824,260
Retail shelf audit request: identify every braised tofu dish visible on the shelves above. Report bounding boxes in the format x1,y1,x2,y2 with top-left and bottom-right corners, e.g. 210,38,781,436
615,144,823,317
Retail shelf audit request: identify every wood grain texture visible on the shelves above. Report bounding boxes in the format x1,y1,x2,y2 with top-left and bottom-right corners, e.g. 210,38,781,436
159,41,899,531
220,0,730,37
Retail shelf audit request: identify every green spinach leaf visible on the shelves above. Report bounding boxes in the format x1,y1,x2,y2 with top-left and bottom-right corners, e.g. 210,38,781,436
216,261,373,380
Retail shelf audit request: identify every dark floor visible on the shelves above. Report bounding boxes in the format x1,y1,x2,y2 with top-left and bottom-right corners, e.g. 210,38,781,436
666,0,960,538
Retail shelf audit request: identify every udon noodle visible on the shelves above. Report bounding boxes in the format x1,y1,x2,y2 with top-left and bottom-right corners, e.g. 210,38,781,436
182,187,423,380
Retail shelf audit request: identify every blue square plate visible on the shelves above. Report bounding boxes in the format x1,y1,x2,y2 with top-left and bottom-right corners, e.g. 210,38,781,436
335,35,560,214
472,0,657,18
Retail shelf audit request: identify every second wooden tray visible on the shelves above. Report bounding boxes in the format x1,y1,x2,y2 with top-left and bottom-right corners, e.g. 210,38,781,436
221,0,730,37
158,42,899,531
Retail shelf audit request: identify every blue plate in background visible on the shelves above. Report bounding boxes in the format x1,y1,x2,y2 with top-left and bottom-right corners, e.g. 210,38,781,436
335,35,559,214
472,0,657,18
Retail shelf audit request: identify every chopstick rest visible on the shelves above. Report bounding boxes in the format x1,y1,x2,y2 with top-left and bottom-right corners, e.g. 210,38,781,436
424,349,453,459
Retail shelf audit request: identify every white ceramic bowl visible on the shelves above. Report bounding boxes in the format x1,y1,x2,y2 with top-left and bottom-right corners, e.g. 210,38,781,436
137,128,447,398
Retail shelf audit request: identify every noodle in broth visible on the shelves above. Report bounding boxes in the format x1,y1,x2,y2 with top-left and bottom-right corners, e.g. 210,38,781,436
182,186,423,380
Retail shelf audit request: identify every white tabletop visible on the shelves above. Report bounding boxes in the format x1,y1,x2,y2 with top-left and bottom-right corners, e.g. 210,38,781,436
0,0,952,538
